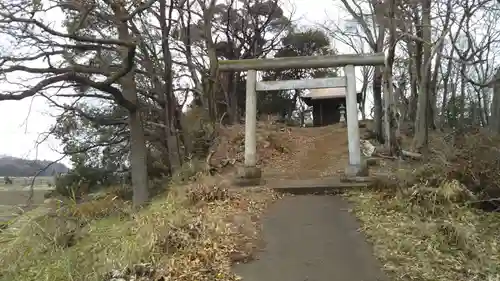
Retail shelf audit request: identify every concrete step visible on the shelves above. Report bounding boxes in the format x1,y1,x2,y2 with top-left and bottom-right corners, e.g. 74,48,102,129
272,177,370,195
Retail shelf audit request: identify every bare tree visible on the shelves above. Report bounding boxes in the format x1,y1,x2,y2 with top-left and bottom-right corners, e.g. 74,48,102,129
0,0,152,206
332,0,386,142
321,20,373,120
174,0,293,124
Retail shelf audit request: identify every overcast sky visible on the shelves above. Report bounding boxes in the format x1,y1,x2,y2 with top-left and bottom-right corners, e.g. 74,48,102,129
0,0,350,165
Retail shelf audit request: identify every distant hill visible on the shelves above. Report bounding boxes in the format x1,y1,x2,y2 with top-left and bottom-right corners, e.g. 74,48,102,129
0,156,69,177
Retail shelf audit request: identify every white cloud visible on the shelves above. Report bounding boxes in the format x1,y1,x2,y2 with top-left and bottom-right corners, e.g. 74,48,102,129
0,97,64,162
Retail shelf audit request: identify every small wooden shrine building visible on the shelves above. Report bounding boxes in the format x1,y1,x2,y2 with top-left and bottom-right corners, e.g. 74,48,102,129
301,88,362,127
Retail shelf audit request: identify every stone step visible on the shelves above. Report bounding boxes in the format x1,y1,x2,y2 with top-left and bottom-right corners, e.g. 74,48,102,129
272,177,370,195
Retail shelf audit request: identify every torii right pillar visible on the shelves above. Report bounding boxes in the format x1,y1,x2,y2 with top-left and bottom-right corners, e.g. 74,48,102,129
344,64,368,177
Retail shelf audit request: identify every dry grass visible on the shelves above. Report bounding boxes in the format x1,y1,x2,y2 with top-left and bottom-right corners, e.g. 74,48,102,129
7,123,499,281
0,121,301,281
210,122,296,172
0,190,49,225
0,177,279,281
345,187,500,281
344,128,500,281
0,189,48,206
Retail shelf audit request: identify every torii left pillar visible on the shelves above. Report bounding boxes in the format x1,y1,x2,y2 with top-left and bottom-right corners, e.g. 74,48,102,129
235,69,262,186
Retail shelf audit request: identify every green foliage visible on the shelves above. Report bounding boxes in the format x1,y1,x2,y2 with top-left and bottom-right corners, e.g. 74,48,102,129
190,0,294,123
257,90,294,117
174,0,290,59
279,29,333,57
258,28,337,116
214,0,289,57
49,102,130,196
3,176,12,185
54,166,119,198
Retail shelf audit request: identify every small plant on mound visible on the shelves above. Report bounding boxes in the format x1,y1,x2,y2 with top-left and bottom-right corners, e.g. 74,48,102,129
63,195,131,221
171,158,215,184
3,176,12,185
261,132,291,154
186,182,231,205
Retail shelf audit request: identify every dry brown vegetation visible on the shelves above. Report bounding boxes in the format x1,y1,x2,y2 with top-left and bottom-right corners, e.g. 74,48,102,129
346,128,500,281
0,121,357,281
0,177,281,281
210,122,295,171
0,121,302,281
2,123,500,281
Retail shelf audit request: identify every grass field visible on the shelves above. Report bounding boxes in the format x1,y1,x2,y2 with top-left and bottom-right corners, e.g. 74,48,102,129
0,176,54,190
0,187,52,222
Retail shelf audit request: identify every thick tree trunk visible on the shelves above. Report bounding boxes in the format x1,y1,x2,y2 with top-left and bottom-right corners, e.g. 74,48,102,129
112,3,149,207
410,6,424,124
459,63,467,125
475,88,486,126
413,0,431,151
372,21,386,143
427,67,437,130
481,88,490,126
202,0,219,123
128,110,150,206
383,0,401,156
428,0,450,130
450,82,457,126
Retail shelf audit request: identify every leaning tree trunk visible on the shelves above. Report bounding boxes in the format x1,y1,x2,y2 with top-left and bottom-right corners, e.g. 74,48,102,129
113,4,149,207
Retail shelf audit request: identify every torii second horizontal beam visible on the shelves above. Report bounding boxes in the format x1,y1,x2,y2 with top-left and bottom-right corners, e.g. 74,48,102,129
218,53,385,71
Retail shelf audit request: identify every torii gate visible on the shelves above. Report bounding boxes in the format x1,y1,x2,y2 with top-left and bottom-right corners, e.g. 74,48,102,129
218,53,386,185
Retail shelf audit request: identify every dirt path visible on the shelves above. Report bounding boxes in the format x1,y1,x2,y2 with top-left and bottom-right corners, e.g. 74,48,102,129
233,125,388,281
263,125,350,180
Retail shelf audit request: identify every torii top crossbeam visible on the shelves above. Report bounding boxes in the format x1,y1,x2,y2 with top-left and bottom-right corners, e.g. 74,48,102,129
218,53,386,71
